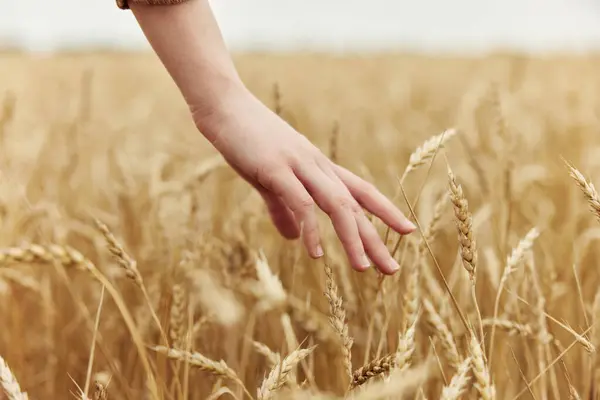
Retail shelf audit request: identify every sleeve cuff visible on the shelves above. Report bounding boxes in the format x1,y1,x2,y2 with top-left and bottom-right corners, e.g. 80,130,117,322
117,0,190,10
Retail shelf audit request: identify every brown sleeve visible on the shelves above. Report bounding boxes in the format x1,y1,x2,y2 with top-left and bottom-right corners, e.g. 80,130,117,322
117,0,190,9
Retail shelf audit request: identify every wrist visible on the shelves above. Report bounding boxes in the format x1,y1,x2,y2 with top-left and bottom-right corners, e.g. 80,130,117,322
188,77,252,143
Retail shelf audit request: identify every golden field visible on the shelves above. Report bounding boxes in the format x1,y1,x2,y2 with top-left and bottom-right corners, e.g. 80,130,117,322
1,51,600,399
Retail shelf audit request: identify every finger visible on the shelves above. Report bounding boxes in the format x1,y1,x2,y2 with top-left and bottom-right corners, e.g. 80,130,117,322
319,164,397,273
294,163,370,272
334,165,416,234
357,214,400,275
270,170,323,258
259,190,300,239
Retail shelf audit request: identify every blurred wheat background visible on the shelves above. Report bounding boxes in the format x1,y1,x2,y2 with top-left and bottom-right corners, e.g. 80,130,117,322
2,1,600,400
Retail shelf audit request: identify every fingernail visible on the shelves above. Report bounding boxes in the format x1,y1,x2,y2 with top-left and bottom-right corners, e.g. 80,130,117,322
360,253,371,268
314,245,324,258
404,220,417,231
388,257,400,272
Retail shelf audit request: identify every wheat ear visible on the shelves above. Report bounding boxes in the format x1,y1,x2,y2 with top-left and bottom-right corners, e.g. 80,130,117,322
565,160,600,221
440,357,471,400
469,335,496,400
0,244,94,272
0,355,28,400
324,260,353,382
350,353,396,389
257,346,315,400
489,227,539,367
422,298,460,370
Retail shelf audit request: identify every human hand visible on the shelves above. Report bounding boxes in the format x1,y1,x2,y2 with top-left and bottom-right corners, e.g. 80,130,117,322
192,87,416,275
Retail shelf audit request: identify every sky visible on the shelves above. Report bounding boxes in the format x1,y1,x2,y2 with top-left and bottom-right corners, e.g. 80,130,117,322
1,0,600,53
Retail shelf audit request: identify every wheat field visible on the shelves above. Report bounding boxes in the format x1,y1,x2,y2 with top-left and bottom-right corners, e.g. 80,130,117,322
1,51,600,399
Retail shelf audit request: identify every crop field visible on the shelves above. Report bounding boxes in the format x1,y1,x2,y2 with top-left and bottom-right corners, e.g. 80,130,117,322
1,52,600,399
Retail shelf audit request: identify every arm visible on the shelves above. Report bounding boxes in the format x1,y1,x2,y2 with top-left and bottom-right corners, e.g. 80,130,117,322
130,1,243,138
130,0,415,275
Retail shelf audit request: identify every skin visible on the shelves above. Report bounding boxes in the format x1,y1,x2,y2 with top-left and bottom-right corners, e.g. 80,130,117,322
130,0,416,275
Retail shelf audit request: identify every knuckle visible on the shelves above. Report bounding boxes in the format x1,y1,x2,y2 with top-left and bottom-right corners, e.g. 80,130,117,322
335,196,354,209
335,196,362,214
296,196,315,212
257,162,286,190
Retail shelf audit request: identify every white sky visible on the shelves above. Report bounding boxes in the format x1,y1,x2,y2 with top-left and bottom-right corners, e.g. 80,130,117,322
1,0,600,53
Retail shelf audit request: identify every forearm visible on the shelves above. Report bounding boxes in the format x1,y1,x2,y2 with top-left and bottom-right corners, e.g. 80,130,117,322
131,1,247,132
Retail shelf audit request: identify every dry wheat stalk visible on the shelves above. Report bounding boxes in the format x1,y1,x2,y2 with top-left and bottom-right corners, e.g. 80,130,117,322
0,269,40,293
489,228,540,365
350,353,396,389
169,282,187,349
418,192,449,256
151,346,244,387
0,244,94,272
395,318,418,372
257,346,315,400
95,219,170,348
565,160,600,221
353,362,431,400
448,168,477,280
422,298,460,370
483,319,537,339
323,261,353,381
249,251,287,312
94,219,142,285
403,264,420,331
469,335,496,400
385,128,456,244
569,384,582,400
93,381,107,400
397,265,420,371
440,357,472,400
525,252,558,397
0,355,27,400
403,129,457,180
448,167,484,344
593,291,600,393
252,341,281,367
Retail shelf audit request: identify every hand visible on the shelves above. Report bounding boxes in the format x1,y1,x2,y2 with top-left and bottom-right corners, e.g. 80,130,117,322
192,87,416,275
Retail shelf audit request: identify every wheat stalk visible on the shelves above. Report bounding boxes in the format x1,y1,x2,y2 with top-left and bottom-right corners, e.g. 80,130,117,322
448,167,484,343
440,357,472,400
169,281,187,350
422,298,460,370
469,335,496,400
94,219,142,285
0,244,94,272
565,160,600,221
95,219,169,346
395,318,418,372
385,128,456,245
151,345,251,398
252,341,281,367
93,381,107,400
0,355,27,400
323,260,353,382
396,265,420,371
418,192,449,256
448,168,477,280
257,346,315,400
489,227,540,367
350,353,396,389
